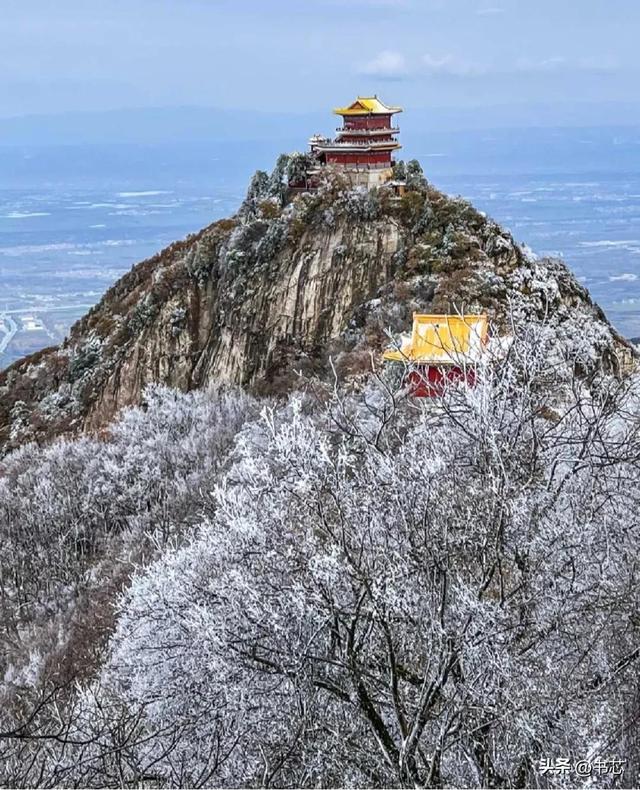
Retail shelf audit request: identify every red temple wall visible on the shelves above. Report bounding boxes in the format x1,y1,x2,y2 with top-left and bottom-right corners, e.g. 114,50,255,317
326,151,392,165
342,115,392,130
407,366,477,398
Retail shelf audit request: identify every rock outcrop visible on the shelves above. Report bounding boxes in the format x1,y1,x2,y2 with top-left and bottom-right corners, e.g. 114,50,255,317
0,161,632,454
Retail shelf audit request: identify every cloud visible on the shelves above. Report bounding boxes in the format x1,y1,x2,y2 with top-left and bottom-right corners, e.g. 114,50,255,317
357,49,619,85
515,56,567,73
359,50,409,79
359,50,488,80
418,53,619,79
422,54,487,77
516,56,618,74
609,273,638,282
358,50,487,80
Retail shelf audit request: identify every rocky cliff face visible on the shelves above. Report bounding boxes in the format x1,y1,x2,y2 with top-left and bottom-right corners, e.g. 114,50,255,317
0,161,632,453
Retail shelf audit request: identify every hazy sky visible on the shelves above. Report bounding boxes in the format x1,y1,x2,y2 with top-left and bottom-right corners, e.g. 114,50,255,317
0,0,637,120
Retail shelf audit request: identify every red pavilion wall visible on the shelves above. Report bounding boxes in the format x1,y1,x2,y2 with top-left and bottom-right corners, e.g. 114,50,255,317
326,151,392,166
342,115,392,130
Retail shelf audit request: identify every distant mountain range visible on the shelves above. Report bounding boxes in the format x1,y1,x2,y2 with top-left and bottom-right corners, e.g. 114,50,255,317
3,101,640,146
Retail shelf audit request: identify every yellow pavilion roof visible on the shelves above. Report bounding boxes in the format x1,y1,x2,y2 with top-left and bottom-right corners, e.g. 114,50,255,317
383,314,488,365
334,96,403,116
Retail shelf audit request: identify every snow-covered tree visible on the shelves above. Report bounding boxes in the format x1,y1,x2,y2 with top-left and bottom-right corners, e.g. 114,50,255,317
286,151,314,187
406,159,426,190
87,330,640,787
2,318,640,787
0,384,258,778
392,159,407,181
240,169,271,218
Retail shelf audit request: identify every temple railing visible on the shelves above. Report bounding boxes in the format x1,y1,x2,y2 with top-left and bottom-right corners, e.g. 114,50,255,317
314,139,401,149
337,126,400,135
326,162,395,171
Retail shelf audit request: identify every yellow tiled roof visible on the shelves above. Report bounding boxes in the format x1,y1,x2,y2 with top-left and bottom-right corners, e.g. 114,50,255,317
334,96,403,116
383,314,488,365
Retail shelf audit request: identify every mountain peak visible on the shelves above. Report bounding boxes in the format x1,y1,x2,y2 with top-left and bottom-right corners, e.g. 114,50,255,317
0,156,632,454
